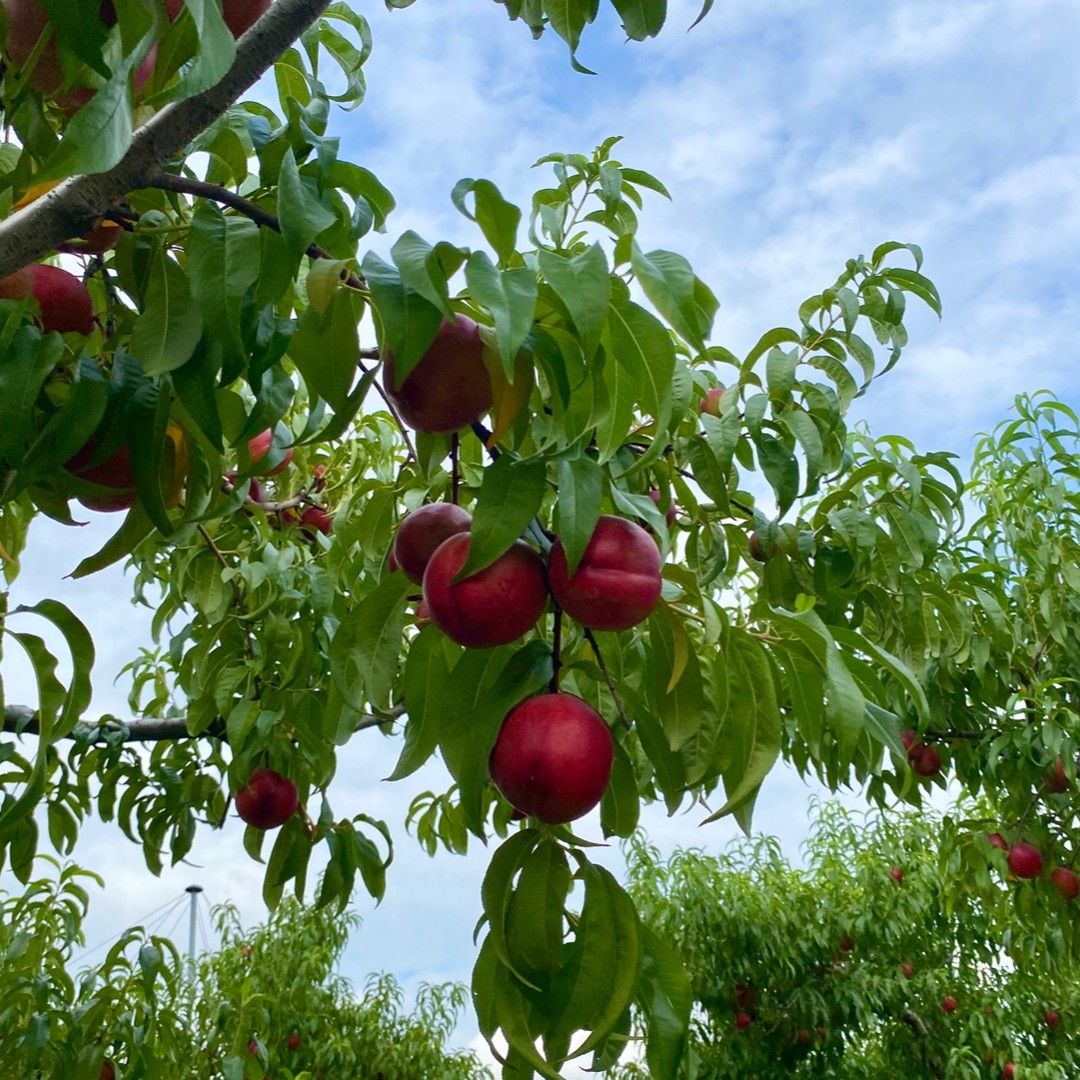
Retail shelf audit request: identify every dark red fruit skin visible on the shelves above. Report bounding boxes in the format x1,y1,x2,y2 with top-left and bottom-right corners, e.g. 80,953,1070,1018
166,0,271,37
393,503,472,584
838,936,854,953
733,983,756,1009
65,439,136,512
1045,755,1070,793
1049,866,1080,900
648,488,678,526
382,314,492,433
248,428,293,476
942,995,957,1014
0,264,95,335
734,1012,752,1030
889,866,904,884
547,516,662,632
912,744,942,777
901,962,915,979
99,1061,116,1080
287,1030,300,1051
235,768,298,830
747,531,769,563
1003,1062,1014,1079
1008,841,1043,879
988,831,1009,851
422,534,547,648
299,505,334,536
489,694,614,824
1045,1009,1061,1029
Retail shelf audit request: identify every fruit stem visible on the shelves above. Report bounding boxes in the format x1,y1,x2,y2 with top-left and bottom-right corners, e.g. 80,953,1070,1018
550,607,562,692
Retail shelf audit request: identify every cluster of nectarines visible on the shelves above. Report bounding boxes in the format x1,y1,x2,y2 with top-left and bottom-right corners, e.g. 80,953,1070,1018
389,501,663,824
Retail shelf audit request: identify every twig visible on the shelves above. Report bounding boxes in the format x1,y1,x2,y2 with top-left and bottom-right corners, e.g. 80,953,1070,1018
451,431,460,504
357,357,416,462
198,523,255,663
142,169,365,290
1,703,403,744
583,628,631,729
550,607,562,693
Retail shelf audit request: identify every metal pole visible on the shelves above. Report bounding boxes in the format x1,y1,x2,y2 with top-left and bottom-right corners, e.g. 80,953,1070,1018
185,885,203,966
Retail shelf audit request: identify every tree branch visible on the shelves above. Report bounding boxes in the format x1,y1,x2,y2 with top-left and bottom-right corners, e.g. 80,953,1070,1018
141,169,365,289
2,704,403,743
0,0,333,277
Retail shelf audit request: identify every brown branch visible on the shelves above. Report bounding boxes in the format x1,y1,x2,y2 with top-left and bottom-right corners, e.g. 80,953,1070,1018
0,0,333,277
358,358,416,462
2,704,404,744
141,169,365,290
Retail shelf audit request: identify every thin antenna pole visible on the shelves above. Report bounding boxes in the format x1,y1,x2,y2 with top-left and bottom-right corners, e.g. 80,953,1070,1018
185,885,204,967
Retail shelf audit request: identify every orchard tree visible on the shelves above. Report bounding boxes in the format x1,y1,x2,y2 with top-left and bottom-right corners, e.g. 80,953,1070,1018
0,1,1074,1076
618,801,1080,1080
0,863,485,1078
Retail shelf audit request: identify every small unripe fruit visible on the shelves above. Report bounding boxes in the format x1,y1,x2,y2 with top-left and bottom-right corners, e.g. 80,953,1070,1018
382,314,493,433
422,534,547,648
489,694,614,824
393,503,472,584
747,530,769,563
235,768,298,830
311,464,328,492
1049,866,1080,901
734,1012,752,1030
0,264,95,335
942,995,957,1014
700,386,726,416
648,488,678,526
889,866,904,884
248,428,293,476
1008,841,1043,879
548,516,662,632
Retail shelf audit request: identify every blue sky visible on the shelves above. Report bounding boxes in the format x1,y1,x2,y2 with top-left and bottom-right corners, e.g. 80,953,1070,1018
4,0,1080,1070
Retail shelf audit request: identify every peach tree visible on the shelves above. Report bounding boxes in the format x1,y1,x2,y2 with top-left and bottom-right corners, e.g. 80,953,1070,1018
0,2,1072,1077
619,801,1080,1080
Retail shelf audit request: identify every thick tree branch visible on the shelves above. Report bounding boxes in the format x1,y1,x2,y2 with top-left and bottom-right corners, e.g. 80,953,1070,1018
141,169,365,289
2,704,403,743
0,0,332,277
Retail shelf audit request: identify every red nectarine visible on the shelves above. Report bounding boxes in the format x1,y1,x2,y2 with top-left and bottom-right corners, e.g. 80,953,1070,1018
392,503,471,584
235,768,298,830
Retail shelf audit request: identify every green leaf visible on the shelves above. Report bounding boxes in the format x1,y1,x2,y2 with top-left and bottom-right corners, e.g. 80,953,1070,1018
555,455,603,575
131,252,203,375
882,267,943,316
277,148,337,256
186,203,261,363
600,740,640,839
639,926,692,1080
537,245,610,361
390,230,453,315
457,455,547,580
69,503,154,578
362,252,443,383
451,178,522,265
465,252,537,378
481,828,545,988
0,327,63,464
703,630,781,823
289,285,363,413
647,608,706,752
611,0,667,40
547,860,642,1060
603,295,676,420
329,572,412,710
630,243,717,351
506,836,572,976
387,627,451,781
